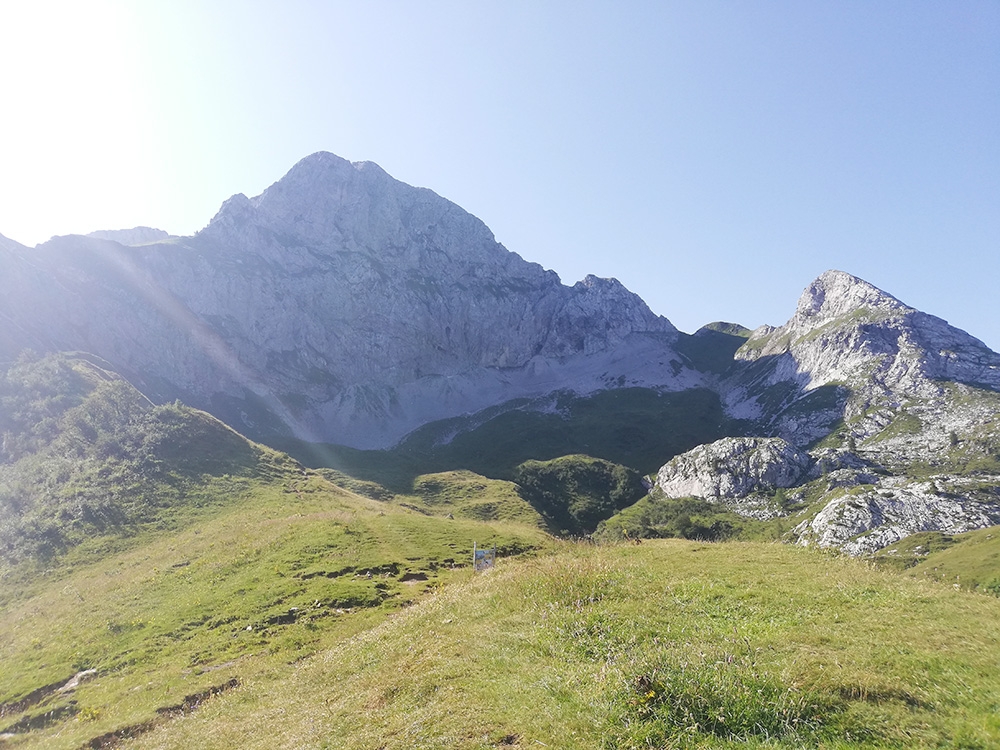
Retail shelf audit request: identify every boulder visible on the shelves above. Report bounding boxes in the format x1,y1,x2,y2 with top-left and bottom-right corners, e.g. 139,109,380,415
655,437,812,500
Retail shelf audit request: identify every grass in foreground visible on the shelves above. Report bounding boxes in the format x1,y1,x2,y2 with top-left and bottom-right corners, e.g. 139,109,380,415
117,540,1000,749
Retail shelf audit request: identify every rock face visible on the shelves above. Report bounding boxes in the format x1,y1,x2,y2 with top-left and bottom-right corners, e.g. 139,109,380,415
726,270,1000,446
793,477,1000,556
656,437,811,500
0,153,697,447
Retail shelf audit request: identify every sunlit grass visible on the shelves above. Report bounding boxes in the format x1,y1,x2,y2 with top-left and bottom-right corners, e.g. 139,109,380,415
115,541,1000,749
0,474,550,748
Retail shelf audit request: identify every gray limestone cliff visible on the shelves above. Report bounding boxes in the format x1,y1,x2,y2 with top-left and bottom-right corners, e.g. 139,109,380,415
654,436,812,520
656,436,810,500
0,153,695,447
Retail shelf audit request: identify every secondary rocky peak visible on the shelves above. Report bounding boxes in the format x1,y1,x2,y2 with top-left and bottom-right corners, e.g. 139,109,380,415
793,270,909,325
568,275,675,333
738,270,1000,388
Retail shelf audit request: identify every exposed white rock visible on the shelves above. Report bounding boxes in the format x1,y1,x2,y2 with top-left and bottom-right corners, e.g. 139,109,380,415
792,475,1000,556
656,437,812,501
707,271,1000,554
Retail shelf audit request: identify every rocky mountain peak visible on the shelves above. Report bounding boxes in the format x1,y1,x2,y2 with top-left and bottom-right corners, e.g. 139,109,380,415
737,269,1000,396
0,152,691,448
197,152,510,273
793,270,910,325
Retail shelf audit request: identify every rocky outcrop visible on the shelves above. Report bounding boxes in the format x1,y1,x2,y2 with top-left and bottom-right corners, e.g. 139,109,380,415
656,437,811,500
792,475,1000,556
0,153,697,447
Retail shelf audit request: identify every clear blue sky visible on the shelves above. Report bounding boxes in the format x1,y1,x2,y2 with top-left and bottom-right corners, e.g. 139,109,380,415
1,2,997,348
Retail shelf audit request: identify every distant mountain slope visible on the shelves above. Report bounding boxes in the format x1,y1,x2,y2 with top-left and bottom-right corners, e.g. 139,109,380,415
0,154,697,448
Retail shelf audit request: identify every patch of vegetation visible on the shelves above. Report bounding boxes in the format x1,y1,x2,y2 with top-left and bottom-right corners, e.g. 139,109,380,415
872,531,961,572
869,410,924,443
891,526,1000,595
402,470,548,529
781,382,848,418
595,492,745,542
609,648,845,747
0,353,269,563
314,468,395,502
700,321,752,337
941,438,1000,475
512,455,646,535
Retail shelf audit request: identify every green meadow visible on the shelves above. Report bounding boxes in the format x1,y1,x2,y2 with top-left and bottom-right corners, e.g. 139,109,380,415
3,353,1000,748
5,518,1000,748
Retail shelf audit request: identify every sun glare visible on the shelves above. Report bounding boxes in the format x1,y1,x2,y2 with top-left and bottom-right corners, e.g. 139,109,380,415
0,1,156,245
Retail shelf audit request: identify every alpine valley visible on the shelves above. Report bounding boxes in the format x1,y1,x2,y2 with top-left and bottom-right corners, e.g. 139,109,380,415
3,153,1000,749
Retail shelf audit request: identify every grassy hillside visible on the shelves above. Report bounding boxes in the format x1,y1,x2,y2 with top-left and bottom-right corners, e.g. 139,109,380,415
0,352,270,563
875,527,1000,594
0,474,551,748
34,540,999,750
6,351,1000,748
0,352,554,748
